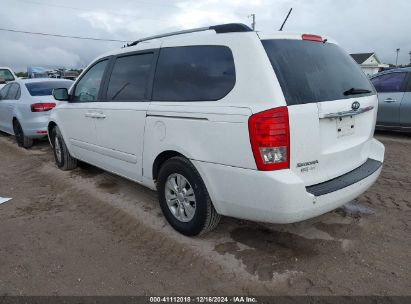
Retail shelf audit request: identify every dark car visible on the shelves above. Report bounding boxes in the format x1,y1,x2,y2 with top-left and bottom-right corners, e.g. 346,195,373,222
370,67,411,131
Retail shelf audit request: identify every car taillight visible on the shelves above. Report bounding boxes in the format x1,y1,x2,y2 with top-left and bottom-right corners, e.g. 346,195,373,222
248,106,290,171
302,34,323,42
30,103,56,112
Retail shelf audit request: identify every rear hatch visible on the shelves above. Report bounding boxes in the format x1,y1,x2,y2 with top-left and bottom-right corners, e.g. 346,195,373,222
261,35,377,186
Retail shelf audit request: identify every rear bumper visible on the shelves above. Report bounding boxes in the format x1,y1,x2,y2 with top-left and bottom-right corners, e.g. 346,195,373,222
21,115,49,138
192,138,384,224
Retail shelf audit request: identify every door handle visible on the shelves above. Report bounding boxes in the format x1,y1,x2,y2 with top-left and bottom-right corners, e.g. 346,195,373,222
85,112,106,119
384,98,396,103
93,113,106,119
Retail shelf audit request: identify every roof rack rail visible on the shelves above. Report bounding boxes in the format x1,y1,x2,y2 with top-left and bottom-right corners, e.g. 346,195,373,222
126,23,252,47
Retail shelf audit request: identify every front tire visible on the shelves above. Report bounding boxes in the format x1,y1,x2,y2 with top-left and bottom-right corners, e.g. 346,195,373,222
13,120,33,148
157,156,221,236
51,126,77,171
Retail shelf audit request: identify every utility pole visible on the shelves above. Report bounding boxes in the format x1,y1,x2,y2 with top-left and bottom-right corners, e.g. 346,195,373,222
395,48,400,67
248,14,256,30
409,51,411,65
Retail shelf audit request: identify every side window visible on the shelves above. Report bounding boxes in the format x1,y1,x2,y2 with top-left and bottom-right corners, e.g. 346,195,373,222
153,46,236,101
407,73,411,92
107,53,153,101
73,60,108,102
15,84,21,99
371,73,406,93
0,84,11,100
6,84,19,100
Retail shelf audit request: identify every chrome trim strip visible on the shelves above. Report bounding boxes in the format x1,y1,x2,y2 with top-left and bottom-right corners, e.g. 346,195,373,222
321,106,374,119
146,114,208,121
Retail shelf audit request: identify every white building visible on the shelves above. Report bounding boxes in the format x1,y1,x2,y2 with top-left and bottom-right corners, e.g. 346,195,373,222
350,53,389,76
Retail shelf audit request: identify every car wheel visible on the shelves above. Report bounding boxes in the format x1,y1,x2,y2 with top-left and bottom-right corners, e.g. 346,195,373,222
13,120,33,148
157,156,221,236
51,126,77,171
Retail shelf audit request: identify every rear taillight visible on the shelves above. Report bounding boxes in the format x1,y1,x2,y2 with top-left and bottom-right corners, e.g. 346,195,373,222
30,103,56,112
302,34,323,42
248,106,290,171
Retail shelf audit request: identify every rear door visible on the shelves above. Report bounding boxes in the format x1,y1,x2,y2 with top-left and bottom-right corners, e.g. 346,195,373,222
371,72,407,127
92,50,157,181
262,38,378,186
0,83,20,133
0,84,12,132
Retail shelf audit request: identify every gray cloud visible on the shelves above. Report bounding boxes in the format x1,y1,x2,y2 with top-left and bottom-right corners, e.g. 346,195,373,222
0,0,409,72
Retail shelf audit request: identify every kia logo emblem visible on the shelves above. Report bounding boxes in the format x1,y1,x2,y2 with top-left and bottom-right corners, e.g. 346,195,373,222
352,101,360,110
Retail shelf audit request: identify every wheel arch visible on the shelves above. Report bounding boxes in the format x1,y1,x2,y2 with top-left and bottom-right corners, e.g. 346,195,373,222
47,121,58,146
152,150,185,182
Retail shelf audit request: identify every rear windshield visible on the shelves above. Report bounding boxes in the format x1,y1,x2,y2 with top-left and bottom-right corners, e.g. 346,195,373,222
262,39,375,105
25,81,72,96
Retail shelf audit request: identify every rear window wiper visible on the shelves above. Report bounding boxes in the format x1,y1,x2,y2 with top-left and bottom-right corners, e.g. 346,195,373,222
343,88,372,96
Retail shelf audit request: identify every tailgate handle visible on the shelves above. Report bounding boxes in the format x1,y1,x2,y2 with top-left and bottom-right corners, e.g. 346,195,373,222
321,106,374,119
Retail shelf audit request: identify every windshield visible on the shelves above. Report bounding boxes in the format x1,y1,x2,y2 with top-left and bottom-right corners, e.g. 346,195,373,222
262,39,375,105
25,81,73,96
0,69,15,82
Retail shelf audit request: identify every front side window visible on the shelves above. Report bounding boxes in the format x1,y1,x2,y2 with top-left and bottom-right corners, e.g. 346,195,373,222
107,53,153,101
153,46,236,101
0,69,15,82
371,73,406,93
73,60,108,102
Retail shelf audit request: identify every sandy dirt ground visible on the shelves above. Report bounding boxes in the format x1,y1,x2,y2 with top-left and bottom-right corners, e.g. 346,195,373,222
0,131,410,296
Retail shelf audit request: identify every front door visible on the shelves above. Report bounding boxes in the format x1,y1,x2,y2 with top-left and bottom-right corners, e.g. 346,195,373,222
57,59,109,162
371,72,407,127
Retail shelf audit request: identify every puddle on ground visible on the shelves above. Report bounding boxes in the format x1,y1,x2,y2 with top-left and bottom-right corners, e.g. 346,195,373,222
70,163,104,178
215,226,340,281
97,181,120,194
338,201,376,218
313,222,362,240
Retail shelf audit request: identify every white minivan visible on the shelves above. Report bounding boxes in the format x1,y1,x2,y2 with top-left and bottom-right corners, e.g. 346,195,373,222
49,23,384,236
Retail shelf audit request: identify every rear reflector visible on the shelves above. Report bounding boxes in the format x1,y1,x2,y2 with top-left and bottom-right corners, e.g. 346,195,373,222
248,106,290,171
36,131,48,134
31,103,56,112
302,34,323,42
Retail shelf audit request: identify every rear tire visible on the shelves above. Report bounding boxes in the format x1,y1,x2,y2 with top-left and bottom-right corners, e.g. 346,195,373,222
157,156,221,236
13,120,33,148
51,126,77,171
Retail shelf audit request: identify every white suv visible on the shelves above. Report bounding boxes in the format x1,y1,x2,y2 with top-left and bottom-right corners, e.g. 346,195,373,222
49,23,385,236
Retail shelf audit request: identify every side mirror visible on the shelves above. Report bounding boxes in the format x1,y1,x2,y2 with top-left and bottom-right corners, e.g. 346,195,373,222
0,78,6,84
53,88,69,101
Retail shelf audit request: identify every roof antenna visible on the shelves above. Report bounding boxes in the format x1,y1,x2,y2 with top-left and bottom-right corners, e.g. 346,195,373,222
279,8,292,31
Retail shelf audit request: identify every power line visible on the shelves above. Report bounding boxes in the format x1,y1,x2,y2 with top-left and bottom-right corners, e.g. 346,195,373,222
14,0,174,20
0,28,130,43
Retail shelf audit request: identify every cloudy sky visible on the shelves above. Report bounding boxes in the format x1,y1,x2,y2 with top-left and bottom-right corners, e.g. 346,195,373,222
0,0,410,72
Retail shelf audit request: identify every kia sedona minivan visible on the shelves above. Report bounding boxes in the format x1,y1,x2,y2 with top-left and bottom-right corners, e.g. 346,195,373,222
49,23,384,236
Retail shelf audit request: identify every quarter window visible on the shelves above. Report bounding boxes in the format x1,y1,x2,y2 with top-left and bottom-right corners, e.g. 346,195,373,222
153,46,235,101
6,83,20,100
371,73,406,93
107,53,154,101
0,84,11,100
73,60,108,102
